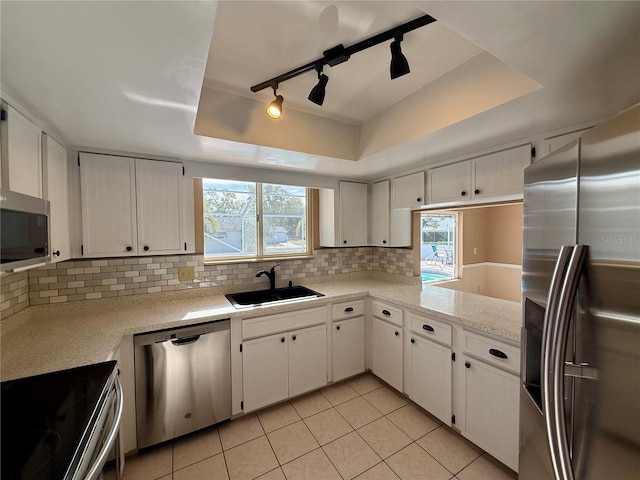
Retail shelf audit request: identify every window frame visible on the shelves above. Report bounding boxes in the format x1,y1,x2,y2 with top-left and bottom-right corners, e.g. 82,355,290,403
415,210,460,283
200,179,312,263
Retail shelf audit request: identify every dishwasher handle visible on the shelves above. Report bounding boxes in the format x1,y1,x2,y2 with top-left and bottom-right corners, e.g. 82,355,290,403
170,335,201,346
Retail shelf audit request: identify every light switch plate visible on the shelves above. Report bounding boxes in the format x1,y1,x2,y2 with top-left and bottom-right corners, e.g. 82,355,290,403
178,266,195,282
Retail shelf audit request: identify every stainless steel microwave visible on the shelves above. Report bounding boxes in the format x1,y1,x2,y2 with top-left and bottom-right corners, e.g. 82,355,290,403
1,189,49,272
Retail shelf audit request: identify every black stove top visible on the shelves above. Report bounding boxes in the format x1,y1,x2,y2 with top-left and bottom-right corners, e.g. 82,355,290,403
1,361,117,480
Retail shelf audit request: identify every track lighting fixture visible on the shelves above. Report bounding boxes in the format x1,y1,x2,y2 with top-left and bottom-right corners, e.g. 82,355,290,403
251,13,437,118
390,34,410,79
266,86,284,119
308,66,329,106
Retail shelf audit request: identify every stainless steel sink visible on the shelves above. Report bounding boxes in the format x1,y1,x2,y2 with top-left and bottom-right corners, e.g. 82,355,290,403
225,285,324,308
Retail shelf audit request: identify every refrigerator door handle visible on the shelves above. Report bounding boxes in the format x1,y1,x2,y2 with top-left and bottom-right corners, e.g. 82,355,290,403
545,244,589,480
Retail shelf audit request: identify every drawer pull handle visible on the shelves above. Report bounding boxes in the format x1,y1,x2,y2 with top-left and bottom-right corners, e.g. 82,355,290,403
422,324,434,332
344,307,354,313
465,362,471,368
382,309,391,316
394,331,399,336
336,325,341,331
489,348,508,359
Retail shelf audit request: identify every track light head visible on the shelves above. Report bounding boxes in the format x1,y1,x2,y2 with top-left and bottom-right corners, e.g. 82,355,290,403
308,68,329,106
390,35,410,79
266,86,284,119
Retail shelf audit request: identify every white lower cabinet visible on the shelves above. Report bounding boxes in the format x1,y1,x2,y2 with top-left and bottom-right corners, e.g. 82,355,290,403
243,323,327,413
332,316,365,381
371,317,403,391
462,355,520,471
288,324,327,397
243,332,289,412
409,335,452,424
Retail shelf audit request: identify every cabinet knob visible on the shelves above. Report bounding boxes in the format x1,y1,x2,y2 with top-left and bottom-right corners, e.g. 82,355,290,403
292,335,297,341
143,245,150,251
465,362,471,368
126,246,132,252
343,240,347,244
411,338,415,344
416,197,422,202
53,250,60,257
460,191,467,196
394,331,399,336
382,240,387,244
336,325,341,331
281,337,285,343
474,189,480,195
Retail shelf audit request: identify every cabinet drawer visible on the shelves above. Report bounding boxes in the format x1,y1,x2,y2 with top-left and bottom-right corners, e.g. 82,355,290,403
332,299,365,320
242,306,326,340
462,330,520,374
371,301,403,326
409,312,452,346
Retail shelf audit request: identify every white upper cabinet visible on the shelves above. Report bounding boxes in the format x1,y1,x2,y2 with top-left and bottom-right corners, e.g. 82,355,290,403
391,171,425,208
135,159,184,254
80,153,184,257
43,135,70,262
369,180,411,247
428,144,531,205
1,105,42,198
543,128,590,156
472,145,531,199
319,181,367,247
428,161,472,204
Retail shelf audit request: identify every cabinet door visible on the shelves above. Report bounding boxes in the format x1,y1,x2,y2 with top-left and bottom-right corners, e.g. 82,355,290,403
370,181,390,246
472,145,530,199
135,159,184,255
463,358,520,470
43,135,70,262
392,171,425,208
428,162,472,204
409,336,452,424
371,318,403,391
5,105,42,198
332,317,365,381
80,153,137,257
243,333,289,412
288,324,327,397
339,181,367,246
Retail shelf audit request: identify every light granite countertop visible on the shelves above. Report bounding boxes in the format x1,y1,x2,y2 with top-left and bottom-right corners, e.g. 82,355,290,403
0,274,522,382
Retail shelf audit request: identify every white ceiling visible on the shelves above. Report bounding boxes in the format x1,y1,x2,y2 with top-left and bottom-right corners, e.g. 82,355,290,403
1,1,639,181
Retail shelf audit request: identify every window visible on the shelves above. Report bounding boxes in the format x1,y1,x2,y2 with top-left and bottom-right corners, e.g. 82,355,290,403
419,212,457,283
202,179,309,260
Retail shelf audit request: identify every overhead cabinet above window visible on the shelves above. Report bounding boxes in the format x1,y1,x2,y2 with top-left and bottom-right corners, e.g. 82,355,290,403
428,144,531,205
319,181,367,247
1,104,43,198
80,153,185,257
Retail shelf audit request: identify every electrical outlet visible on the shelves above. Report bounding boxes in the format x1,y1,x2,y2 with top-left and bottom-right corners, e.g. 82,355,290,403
178,266,195,282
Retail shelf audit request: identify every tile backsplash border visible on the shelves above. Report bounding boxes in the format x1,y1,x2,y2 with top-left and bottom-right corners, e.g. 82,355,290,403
0,247,414,319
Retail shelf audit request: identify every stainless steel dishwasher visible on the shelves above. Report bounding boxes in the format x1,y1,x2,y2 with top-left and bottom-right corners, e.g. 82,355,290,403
134,319,231,449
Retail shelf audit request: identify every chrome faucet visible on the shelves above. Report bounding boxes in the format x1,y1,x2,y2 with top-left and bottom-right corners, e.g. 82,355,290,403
256,263,279,290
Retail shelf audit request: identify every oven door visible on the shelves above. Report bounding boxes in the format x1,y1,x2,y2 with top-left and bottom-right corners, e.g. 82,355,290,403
72,377,123,480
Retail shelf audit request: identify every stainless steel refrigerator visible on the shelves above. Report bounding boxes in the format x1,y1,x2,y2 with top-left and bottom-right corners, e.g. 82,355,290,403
520,104,640,480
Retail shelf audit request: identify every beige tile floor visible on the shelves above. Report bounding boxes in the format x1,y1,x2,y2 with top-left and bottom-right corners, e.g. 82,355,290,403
106,373,517,480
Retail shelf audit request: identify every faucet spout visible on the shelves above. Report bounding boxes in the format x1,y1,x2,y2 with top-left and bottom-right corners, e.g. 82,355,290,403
256,263,279,290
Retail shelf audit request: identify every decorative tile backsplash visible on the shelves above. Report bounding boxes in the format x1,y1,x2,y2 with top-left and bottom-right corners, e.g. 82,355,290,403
0,247,414,316
0,271,29,318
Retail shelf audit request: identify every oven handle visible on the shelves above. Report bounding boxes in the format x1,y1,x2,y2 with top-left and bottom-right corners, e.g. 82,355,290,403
85,377,124,480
